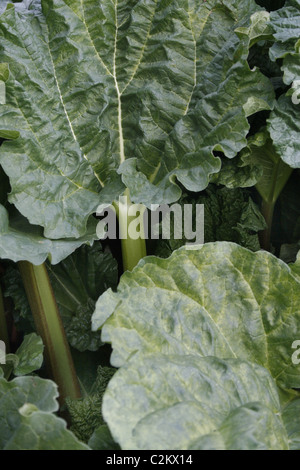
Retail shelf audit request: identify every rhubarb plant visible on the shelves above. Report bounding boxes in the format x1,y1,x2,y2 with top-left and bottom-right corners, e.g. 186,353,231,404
93,242,300,450
0,0,299,451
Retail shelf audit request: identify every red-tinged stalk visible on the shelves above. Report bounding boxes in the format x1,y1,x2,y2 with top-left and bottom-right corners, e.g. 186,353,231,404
0,283,9,352
18,262,81,402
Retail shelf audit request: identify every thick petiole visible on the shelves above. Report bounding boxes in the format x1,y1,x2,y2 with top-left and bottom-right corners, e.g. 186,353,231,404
18,262,81,402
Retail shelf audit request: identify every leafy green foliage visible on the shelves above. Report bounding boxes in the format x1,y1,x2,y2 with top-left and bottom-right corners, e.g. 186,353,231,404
47,244,118,351
2,264,33,333
0,333,44,378
66,366,116,444
267,0,300,169
268,96,300,169
13,333,44,376
150,186,266,258
0,0,300,451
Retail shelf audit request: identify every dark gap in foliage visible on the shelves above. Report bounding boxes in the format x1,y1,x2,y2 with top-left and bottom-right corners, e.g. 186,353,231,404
255,0,285,11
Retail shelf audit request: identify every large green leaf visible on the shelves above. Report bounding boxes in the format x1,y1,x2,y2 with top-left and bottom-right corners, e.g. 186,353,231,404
0,374,89,449
66,365,116,443
92,242,300,390
267,0,300,169
0,0,274,239
102,354,289,450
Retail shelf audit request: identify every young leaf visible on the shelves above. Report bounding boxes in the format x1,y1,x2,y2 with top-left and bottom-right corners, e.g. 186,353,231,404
13,332,44,376
0,0,274,239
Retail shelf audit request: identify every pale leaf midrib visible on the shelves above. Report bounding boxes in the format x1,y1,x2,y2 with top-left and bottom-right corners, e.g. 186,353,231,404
45,9,105,188
113,0,125,164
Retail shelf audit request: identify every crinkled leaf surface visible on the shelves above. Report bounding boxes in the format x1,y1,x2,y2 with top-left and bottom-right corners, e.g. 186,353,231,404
0,204,98,264
66,366,116,443
150,187,266,258
0,0,274,239
269,0,300,84
267,0,300,169
2,264,34,333
93,242,300,390
268,96,300,170
210,151,263,189
47,244,118,351
0,374,88,449
103,354,288,450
